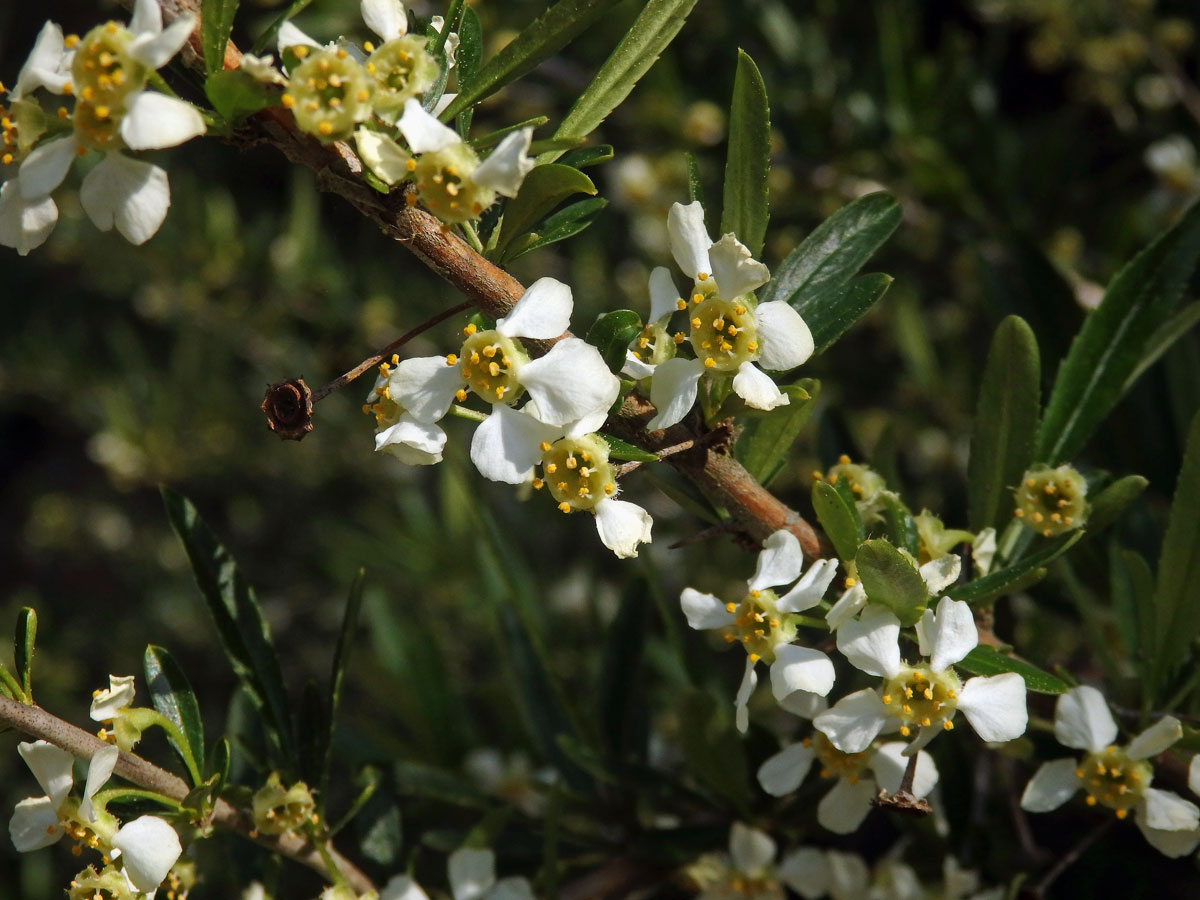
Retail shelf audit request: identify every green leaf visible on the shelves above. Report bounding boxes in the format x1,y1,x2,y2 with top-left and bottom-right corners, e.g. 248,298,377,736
956,646,1069,694
598,583,650,762
879,494,920,557
735,380,819,485
1151,413,1200,692
967,316,1041,532
1124,301,1200,391
202,0,239,75
320,569,364,795
1086,474,1149,537
454,6,483,136
948,531,1083,606
470,116,550,151
679,689,748,811
556,145,614,170
812,480,863,562
720,50,770,257
600,432,658,463
250,0,312,55
760,194,901,334
204,70,275,122
143,645,205,784
855,540,928,626
543,0,697,163
441,0,624,121
507,197,607,260
161,488,296,771
1109,542,1155,666
643,466,723,525
494,165,597,262
686,153,705,207
14,607,36,700
207,737,231,786
1038,201,1200,464
587,309,643,374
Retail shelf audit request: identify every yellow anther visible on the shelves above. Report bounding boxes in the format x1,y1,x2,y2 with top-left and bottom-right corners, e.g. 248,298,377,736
923,687,933,700
698,272,708,281
746,340,758,352
317,121,333,135
1115,808,1128,819
748,652,760,662
905,687,914,699
1085,795,1097,806
1014,508,1025,518
899,725,911,736
445,353,458,365
691,316,702,328
902,704,912,715
603,482,616,495
57,106,68,119
1,154,10,165
545,463,557,474
942,720,954,731
540,441,552,452
723,633,736,643
557,501,570,513
692,293,703,304
676,299,687,310
1044,483,1057,494
881,694,892,705
1032,512,1044,523
405,158,417,171
920,717,931,727
483,345,497,358
494,386,506,399
488,361,500,377
294,45,310,59
464,323,477,336
566,455,578,469
455,388,468,402
531,478,544,490
839,454,851,465
703,357,716,368
556,481,568,492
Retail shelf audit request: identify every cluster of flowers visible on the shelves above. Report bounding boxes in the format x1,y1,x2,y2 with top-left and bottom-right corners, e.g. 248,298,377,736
0,0,206,254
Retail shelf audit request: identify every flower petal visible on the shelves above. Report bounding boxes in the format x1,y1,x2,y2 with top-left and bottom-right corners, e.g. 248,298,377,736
469,404,557,484
1141,788,1200,831
871,743,939,798
472,128,534,198
13,21,69,99
958,673,1027,743
594,498,653,559
836,604,901,678
398,98,461,153
18,740,75,808
917,597,978,673
9,796,63,852
388,354,462,423
756,742,816,796
519,338,618,427
129,13,196,69
112,816,182,893
770,645,835,699
817,777,876,834
647,357,704,430
489,879,536,900
813,688,891,754
1019,757,1080,813
80,745,119,822
919,555,961,595
748,530,805,591
448,847,495,900
754,301,814,372
1189,754,1200,798
129,0,163,38
277,21,321,53
1135,818,1200,858
778,847,829,900
776,558,839,613
497,277,573,340
375,413,446,465
355,129,411,185
732,360,789,411
827,850,871,899
778,690,827,719
361,0,408,41
648,266,680,323
120,92,206,150
972,528,997,576
0,180,58,255
680,588,736,631
1053,685,1117,752
621,350,655,380
709,233,769,298
729,822,775,876
734,657,757,734
379,874,431,900
667,200,712,281
825,581,867,630
80,154,170,245
18,134,77,199
1127,716,1183,760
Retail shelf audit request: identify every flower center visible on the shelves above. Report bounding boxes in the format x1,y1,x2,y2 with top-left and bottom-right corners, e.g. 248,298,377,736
282,47,373,140
539,435,615,513
456,329,527,405
413,142,492,224
688,296,758,372
721,589,798,663
72,23,145,152
1014,464,1088,538
365,35,439,115
1077,746,1150,817
881,663,961,737
812,731,872,782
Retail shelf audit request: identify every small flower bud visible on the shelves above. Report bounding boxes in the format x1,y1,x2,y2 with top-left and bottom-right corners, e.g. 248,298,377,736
252,772,316,836
1014,464,1089,537
366,35,439,121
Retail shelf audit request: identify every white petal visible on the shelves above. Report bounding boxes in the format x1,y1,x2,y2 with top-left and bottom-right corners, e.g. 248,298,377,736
825,581,867,630
778,847,830,900
13,21,69,98
497,277,573,340
621,350,655,380
826,850,871,900
18,741,74,809
1127,716,1183,760
1018,758,1080,812
646,357,704,430
18,135,77,199
667,201,712,281
80,745,120,822
432,92,457,117
754,301,814,371
648,266,680,323
709,233,769,299
361,0,408,40
518,338,618,426
448,848,495,900
129,0,163,38
729,822,775,875
958,673,1027,742
469,404,556,484
112,816,182,893
871,743,939,799
813,689,891,754
561,405,611,438
1189,755,1200,798
277,21,321,53
771,645,835,699
734,658,758,734
680,588,735,630
90,675,137,721
380,874,431,900
80,154,171,244
756,743,816,796
239,53,287,85
776,558,839,613
375,414,446,465
0,179,58,255
355,129,411,185
918,597,978,673
836,605,902,678
9,796,64,852
817,777,876,834
489,879,536,900
732,361,789,411
129,14,196,69
121,92,206,150
1136,818,1200,858
919,555,961,595
399,98,461,153
388,354,462,423
472,129,535,198
748,530,805,591
594,498,653,559
972,528,997,576
1053,685,1117,752
778,690,828,719
1141,788,1200,831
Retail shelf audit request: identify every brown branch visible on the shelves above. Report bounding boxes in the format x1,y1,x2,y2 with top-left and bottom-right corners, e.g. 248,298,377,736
0,696,375,895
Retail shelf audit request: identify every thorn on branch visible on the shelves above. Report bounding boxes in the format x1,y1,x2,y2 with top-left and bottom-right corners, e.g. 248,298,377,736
262,377,314,441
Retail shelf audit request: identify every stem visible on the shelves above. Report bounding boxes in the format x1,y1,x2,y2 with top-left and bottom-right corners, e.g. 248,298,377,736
459,220,484,253
92,787,183,810
0,696,375,895
447,404,488,423
899,748,920,794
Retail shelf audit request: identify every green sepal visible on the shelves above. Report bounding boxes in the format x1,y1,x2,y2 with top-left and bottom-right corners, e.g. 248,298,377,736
855,539,928,626
587,309,643,374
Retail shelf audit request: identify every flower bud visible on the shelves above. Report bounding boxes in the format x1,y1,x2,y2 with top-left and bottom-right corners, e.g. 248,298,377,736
283,47,373,141
1013,464,1089,537
252,772,316,836
412,142,494,224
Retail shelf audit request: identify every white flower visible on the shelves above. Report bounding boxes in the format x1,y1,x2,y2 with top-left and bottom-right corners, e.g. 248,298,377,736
11,20,74,100
646,201,814,430
430,16,461,69
447,847,536,900
361,0,408,41
239,52,287,85
680,531,839,732
0,179,58,255
622,266,683,379
757,738,938,834
112,815,182,893
363,357,446,465
9,741,119,852
814,597,1027,754
688,823,785,900
1020,685,1200,857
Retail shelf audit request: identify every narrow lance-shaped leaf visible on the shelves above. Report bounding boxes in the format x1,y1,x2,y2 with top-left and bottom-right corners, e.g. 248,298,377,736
948,531,1083,607
1038,200,1200,464
598,582,651,762
321,569,365,795
956,646,1068,695
968,316,1041,532
807,272,893,355
812,480,862,562
14,607,36,700
202,0,239,76
493,165,597,262
508,197,608,260
1085,474,1149,538
720,50,770,257
453,6,483,136
144,645,205,785
856,540,928,626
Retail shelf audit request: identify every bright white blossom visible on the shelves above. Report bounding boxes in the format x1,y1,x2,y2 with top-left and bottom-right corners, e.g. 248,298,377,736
814,597,1027,755
10,741,117,852
363,355,447,465
111,815,183,893
380,847,535,900
680,531,839,732
686,822,792,900
647,201,814,430
1020,685,1200,857
90,673,146,750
